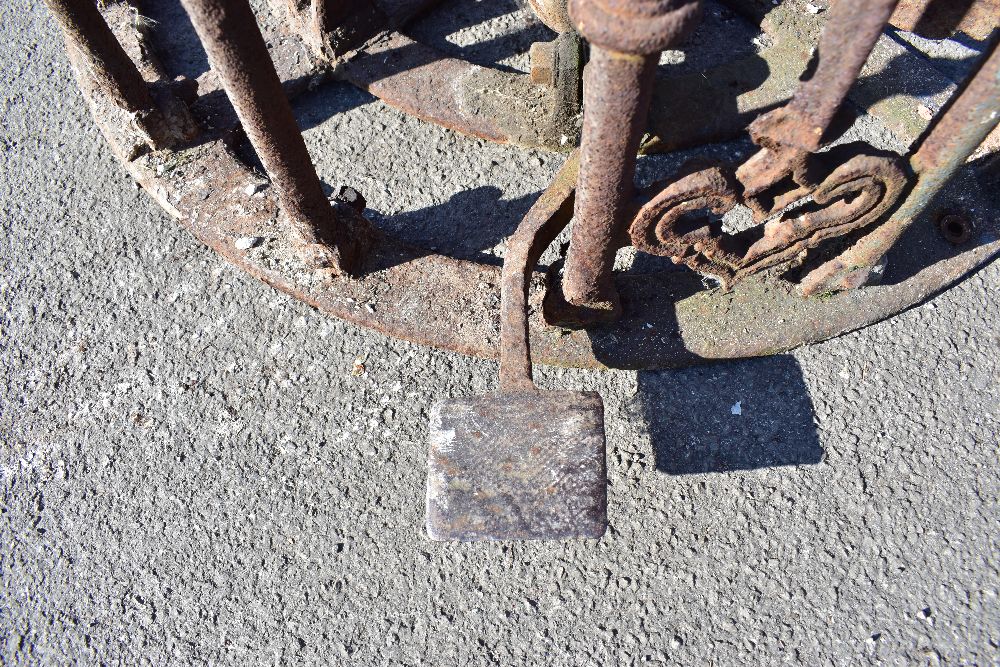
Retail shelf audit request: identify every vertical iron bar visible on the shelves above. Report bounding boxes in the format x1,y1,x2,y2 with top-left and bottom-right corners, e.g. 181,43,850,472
782,0,900,153
43,0,155,114
561,48,657,311
180,0,366,273
560,0,702,318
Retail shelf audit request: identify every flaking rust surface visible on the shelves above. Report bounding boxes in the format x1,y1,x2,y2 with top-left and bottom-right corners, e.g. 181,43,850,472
125,129,1000,370
427,391,607,541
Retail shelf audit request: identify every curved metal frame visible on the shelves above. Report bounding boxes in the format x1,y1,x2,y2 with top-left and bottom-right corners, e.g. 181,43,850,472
45,0,1000,370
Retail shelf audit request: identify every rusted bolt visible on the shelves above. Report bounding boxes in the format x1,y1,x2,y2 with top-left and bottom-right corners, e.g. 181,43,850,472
530,41,557,86
937,212,973,244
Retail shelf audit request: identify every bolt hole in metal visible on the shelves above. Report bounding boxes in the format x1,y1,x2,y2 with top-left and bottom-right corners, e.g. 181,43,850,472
938,212,974,245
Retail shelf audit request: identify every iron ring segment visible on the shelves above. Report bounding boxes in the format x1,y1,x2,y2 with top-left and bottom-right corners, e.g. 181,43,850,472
53,0,1000,370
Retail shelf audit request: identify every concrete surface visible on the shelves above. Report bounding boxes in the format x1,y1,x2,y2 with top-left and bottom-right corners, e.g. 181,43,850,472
2,1,999,665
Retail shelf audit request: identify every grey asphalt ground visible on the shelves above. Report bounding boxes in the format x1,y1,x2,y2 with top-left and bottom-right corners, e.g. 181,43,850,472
2,1,999,665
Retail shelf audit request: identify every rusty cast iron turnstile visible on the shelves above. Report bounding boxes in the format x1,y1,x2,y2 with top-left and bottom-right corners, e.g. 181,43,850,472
42,0,1000,539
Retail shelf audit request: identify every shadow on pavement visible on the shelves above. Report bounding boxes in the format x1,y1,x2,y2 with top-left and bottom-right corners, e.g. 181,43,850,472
633,355,822,474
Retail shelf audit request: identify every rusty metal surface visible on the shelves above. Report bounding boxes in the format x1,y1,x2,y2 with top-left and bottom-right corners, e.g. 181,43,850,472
268,0,985,159
44,0,199,159
560,0,702,315
622,0,922,293
43,0,154,114
62,0,1000,372
266,0,807,155
737,150,908,278
272,0,441,54
567,0,702,54
801,41,1000,296
180,0,370,274
628,0,912,292
311,0,387,58
500,152,579,391
426,391,607,541
262,0,991,158
630,166,744,281
529,0,573,33
530,31,584,121
561,48,658,313
427,155,606,542
736,0,899,219
890,0,1000,40
269,0,583,151
628,147,908,288
338,31,583,150
42,0,170,150
68,104,1000,370
721,0,974,151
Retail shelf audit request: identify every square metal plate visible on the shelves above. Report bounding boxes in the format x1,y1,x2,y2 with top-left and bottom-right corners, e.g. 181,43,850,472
426,390,607,541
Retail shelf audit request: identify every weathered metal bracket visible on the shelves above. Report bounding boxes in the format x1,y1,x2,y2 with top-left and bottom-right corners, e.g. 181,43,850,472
427,153,608,542
269,0,586,150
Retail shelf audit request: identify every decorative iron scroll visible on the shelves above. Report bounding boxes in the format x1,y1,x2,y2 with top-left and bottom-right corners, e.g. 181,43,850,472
629,148,909,289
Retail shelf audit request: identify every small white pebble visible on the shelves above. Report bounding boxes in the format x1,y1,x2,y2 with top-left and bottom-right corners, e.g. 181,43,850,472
731,401,742,416
234,236,262,250
917,104,935,120
244,182,263,196
805,3,822,14
365,303,375,314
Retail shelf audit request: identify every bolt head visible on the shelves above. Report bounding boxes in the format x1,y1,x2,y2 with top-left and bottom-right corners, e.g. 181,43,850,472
529,41,557,86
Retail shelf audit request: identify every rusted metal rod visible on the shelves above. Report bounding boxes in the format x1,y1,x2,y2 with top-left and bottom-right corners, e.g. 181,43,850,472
737,0,900,206
43,0,155,115
776,0,899,153
561,0,701,316
180,0,367,273
500,151,579,391
561,48,658,311
800,40,1000,295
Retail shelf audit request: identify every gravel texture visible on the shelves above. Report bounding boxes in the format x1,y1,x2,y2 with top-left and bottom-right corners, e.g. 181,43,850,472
2,1,999,665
